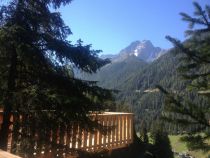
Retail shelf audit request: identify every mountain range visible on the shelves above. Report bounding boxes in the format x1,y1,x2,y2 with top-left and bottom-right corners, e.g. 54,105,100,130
101,40,166,63
77,40,188,131
79,40,168,89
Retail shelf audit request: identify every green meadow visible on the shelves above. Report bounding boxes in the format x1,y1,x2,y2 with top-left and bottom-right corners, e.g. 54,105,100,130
169,135,210,158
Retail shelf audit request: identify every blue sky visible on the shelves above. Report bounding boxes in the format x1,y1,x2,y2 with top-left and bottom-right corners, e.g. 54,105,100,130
60,0,209,54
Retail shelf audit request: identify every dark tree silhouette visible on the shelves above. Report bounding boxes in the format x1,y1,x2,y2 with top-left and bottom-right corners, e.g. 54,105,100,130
0,0,112,156
158,2,210,151
150,121,174,158
139,120,149,144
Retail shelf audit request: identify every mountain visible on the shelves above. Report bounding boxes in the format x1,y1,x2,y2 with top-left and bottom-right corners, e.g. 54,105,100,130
79,40,166,89
80,40,167,89
78,40,207,134
105,40,166,63
77,41,182,131
79,47,187,131
79,56,148,89
100,54,118,60
113,50,187,132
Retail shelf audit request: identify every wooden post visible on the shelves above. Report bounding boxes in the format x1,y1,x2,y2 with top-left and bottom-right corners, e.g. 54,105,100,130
88,132,92,151
128,114,132,143
116,115,119,146
93,116,98,151
78,124,82,149
83,129,87,150
7,115,13,152
94,129,97,151
103,116,107,148
131,114,134,143
80,129,84,149
124,115,127,144
72,123,77,149
107,115,111,148
120,115,123,145
69,125,73,148
101,118,105,147
59,125,65,148
110,116,113,147
98,119,102,149
115,115,117,146
122,115,124,144
112,116,116,146
66,125,71,148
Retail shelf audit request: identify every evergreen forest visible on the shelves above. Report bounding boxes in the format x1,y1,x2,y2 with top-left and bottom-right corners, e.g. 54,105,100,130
0,1,209,158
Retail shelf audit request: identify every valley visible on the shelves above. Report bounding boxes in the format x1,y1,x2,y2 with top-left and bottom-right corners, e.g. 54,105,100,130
77,40,187,132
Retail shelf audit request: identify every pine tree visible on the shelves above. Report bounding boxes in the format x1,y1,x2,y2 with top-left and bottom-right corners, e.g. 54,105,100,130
150,121,174,158
0,0,112,156
158,2,210,151
139,120,149,144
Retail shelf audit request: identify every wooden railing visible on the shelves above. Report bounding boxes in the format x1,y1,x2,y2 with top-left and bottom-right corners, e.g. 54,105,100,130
72,112,134,151
0,150,22,158
0,111,134,154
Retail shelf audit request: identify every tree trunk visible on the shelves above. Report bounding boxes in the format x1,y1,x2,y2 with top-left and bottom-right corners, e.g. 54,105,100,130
0,48,17,150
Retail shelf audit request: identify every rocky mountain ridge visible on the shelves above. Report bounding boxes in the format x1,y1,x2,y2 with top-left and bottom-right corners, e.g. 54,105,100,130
101,40,166,63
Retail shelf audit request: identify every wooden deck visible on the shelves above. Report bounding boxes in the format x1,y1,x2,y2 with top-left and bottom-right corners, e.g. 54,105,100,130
0,111,134,157
0,150,21,158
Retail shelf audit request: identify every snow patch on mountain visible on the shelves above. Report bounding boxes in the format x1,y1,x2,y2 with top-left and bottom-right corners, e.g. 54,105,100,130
102,40,167,63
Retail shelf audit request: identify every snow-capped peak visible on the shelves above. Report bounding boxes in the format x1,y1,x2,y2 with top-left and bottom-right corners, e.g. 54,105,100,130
115,40,166,62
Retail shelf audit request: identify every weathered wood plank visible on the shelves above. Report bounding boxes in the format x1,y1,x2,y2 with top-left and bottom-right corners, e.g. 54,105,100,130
0,112,134,153
0,150,21,158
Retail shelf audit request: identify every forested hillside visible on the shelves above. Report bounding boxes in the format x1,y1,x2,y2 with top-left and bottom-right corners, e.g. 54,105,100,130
79,56,148,89
79,48,190,132
115,50,188,132
77,34,209,135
